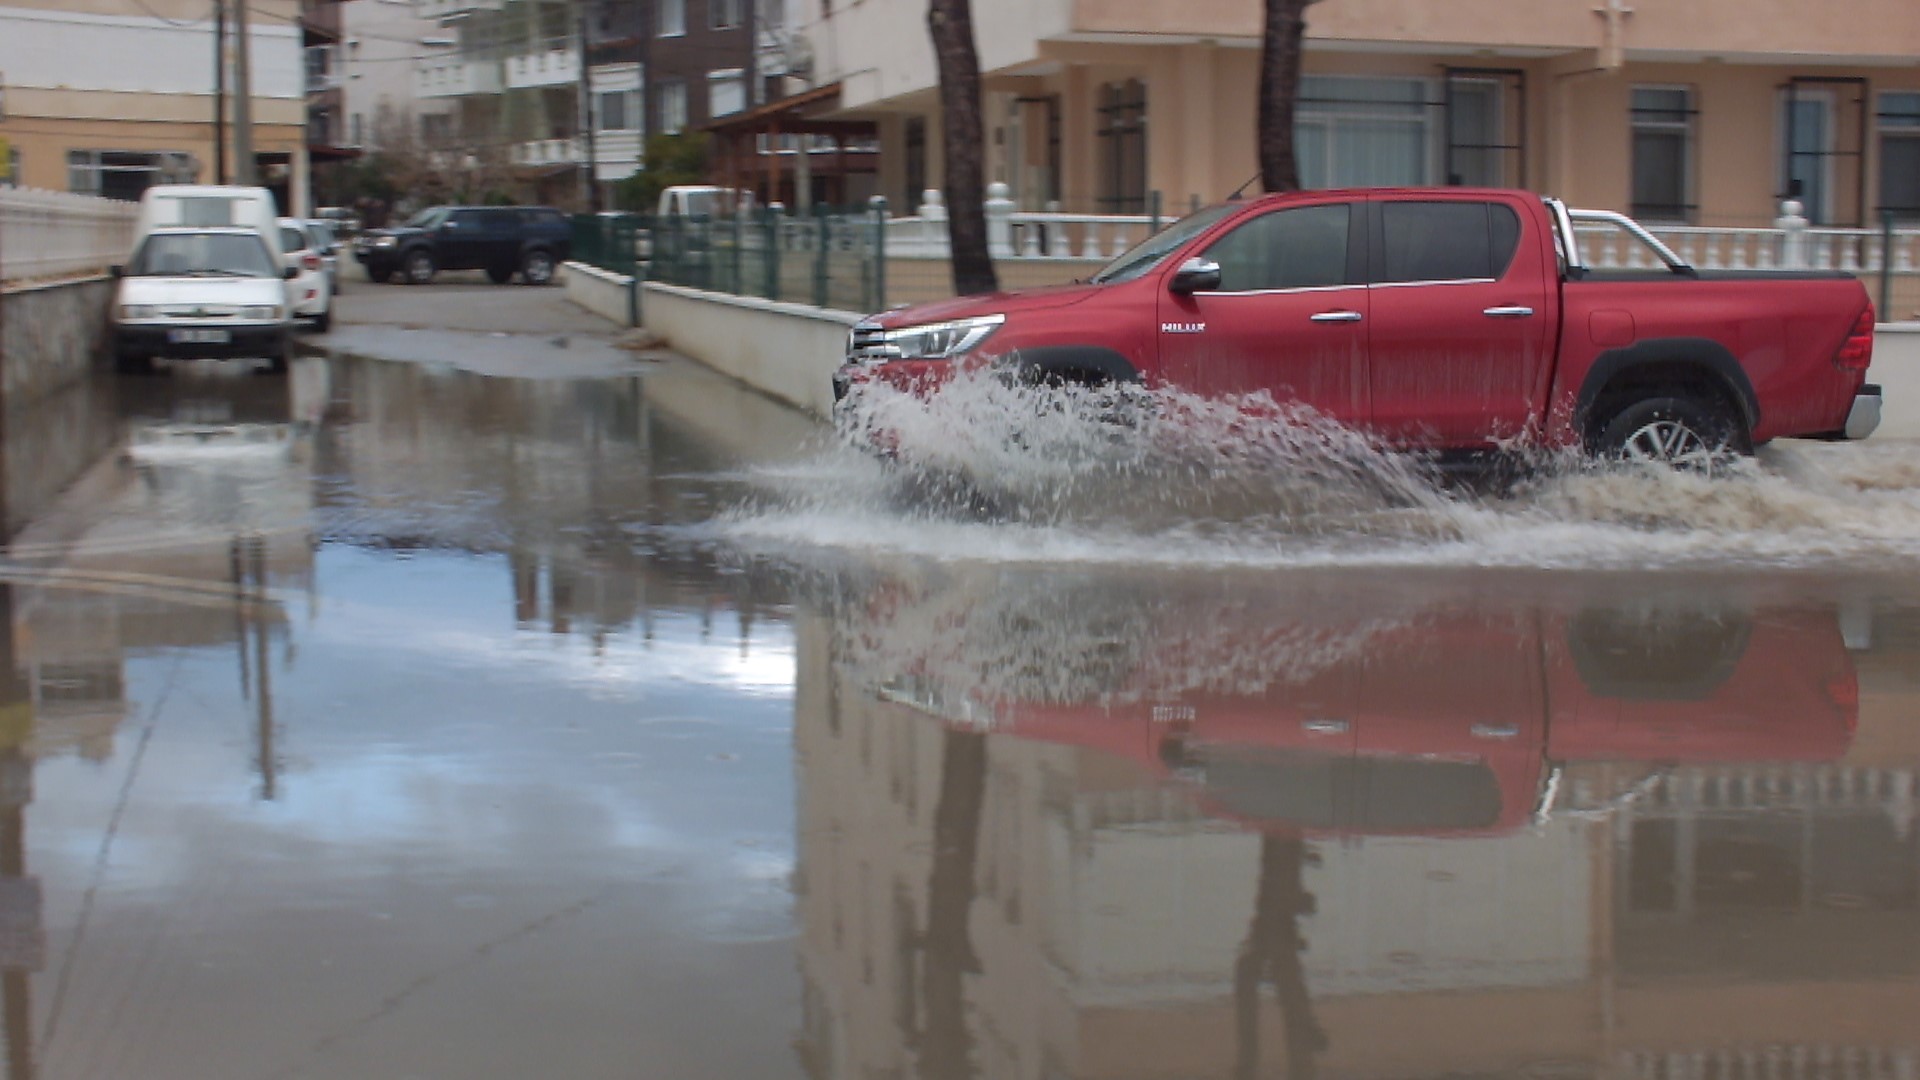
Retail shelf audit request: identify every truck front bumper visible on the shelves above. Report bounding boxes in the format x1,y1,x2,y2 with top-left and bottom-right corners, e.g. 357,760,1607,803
1845,384,1882,440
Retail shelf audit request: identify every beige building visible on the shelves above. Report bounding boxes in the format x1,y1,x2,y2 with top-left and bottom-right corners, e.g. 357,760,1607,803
793,0,1920,227
0,0,306,206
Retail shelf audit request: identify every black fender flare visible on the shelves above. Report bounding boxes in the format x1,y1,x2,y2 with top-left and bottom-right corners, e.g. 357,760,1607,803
1007,346,1143,385
1574,337,1760,432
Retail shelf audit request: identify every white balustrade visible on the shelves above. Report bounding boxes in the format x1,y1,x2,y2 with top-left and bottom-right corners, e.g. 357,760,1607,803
0,187,139,284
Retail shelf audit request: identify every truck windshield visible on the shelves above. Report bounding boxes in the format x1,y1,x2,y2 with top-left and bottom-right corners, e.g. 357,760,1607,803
1090,203,1240,285
128,232,278,278
405,207,450,229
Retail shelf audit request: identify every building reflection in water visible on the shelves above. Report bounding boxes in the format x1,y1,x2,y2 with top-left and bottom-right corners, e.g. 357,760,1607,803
795,570,1919,1080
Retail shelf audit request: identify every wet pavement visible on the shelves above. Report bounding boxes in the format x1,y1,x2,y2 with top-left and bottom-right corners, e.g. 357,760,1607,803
0,286,1914,1078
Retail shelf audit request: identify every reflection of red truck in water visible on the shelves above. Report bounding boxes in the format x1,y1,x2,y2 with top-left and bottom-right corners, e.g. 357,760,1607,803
869,599,1858,836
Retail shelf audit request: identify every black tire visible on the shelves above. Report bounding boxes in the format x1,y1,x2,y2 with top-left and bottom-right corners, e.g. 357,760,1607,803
403,249,436,285
520,249,555,286
265,347,289,375
369,267,394,284
115,353,156,375
486,265,514,285
311,307,332,333
1596,395,1752,469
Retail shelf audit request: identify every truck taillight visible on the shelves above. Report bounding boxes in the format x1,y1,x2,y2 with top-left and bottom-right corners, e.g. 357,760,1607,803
302,252,323,272
1826,670,1859,712
1834,304,1875,370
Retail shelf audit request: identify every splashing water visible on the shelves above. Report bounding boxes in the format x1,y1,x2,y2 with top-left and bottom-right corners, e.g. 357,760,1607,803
721,370,1920,571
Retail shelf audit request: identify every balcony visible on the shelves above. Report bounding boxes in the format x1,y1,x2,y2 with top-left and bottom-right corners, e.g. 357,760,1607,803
414,58,502,99
505,47,579,89
414,0,503,19
512,138,583,167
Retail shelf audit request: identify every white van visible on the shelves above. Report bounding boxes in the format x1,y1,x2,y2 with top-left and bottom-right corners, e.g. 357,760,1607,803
110,226,295,374
136,185,285,260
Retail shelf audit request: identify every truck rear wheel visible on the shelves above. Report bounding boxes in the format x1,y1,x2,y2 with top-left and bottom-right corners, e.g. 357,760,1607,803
1596,395,1751,469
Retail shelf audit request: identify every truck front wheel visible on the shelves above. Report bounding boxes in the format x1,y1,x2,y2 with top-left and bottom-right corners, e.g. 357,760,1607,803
1596,395,1751,469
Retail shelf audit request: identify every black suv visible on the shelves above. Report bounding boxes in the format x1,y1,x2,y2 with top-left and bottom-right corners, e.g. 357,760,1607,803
354,205,571,286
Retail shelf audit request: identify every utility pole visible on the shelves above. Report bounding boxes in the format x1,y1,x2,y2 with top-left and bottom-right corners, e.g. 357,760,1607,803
232,0,254,185
213,0,227,183
578,5,600,211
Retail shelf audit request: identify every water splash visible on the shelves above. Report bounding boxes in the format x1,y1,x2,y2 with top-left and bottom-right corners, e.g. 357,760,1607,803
724,370,1920,571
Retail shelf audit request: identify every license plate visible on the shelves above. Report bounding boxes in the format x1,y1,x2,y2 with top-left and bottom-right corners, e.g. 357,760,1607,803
168,329,231,344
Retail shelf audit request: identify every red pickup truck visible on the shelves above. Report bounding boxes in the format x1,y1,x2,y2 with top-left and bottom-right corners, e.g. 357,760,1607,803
835,189,1883,461
860,590,1857,837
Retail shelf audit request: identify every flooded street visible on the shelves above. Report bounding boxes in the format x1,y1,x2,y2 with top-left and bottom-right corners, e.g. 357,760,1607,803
0,287,1916,1078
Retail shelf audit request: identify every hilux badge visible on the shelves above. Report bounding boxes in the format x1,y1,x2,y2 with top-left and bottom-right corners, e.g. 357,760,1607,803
1161,322,1205,334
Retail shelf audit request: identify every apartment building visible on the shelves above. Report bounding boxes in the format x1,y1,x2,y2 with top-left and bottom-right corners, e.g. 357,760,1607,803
0,0,306,206
335,0,457,152
793,0,1920,226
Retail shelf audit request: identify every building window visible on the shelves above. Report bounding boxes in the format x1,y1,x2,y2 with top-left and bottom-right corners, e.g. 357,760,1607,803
1295,76,1429,189
658,79,688,135
351,112,365,147
1878,91,1920,220
1631,86,1695,222
2,145,20,188
422,113,453,145
658,0,684,36
708,68,745,118
598,89,640,131
710,0,744,30
1096,79,1147,213
67,150,196,201
305,45,332,94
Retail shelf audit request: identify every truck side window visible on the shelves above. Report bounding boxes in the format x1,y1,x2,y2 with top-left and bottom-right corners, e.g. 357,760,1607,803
1202,203,1351,292
1378,201,1522,282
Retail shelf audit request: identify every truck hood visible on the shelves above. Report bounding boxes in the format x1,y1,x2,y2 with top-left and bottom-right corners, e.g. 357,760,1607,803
865,281,1105,329
117,275,286,306
358,227,424,243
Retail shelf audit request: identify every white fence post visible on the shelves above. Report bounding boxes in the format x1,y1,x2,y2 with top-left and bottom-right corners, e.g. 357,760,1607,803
1776,198,1809,270
985,182,1014,258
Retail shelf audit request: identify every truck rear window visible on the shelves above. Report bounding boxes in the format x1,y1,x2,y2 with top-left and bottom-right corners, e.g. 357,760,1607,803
1379,201,1521,283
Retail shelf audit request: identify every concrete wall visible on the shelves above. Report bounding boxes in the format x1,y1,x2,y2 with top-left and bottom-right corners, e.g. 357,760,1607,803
1870,327,1920,440
0,276,112,405
560,261,637,327
641,282,859,417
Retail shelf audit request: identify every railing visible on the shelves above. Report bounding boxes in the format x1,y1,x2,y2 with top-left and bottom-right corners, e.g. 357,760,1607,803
0,187,138,285
505,47,579,89
1622,1046,1918,1080
513,138,582,166
575,190,1920,315
1629,765,1918,818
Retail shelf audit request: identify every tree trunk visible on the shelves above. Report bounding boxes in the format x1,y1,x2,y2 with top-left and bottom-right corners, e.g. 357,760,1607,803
927,0,999,295
1257,0,1313,195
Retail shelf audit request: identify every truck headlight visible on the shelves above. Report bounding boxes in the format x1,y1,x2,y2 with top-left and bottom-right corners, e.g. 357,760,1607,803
119,304,160,320
877,314,1005,360
371,236,397,249
240,305,283,320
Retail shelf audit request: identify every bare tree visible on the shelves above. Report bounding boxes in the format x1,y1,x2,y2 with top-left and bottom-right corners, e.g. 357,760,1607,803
927,0,998,295
1257,0,1315,194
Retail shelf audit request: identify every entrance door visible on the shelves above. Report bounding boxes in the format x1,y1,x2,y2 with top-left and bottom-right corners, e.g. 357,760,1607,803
1155,199,1368,426
1782,77,1869,226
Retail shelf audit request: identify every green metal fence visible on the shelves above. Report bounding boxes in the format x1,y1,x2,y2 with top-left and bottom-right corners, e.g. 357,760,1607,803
570,202,890,314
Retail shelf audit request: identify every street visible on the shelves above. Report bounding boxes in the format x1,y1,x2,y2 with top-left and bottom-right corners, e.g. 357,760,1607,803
0,283,1916,1079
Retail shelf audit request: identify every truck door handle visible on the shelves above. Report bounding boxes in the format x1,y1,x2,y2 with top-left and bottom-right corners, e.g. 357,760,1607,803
1309,311,1363,323
1483,306,1535,318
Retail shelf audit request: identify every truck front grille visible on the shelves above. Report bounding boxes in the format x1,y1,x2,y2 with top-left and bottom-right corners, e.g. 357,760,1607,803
846,321,896,364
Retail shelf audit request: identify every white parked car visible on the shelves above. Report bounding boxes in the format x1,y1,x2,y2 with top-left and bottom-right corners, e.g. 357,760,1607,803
278,218,335,332
111,227,294,374
303,219,343,295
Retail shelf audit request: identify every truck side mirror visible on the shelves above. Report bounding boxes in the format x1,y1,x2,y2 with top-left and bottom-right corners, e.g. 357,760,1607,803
1169,257,1221,294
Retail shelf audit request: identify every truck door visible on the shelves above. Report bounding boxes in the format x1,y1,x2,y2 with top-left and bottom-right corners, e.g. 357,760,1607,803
1156,199,1368,426
1365,197,1554,446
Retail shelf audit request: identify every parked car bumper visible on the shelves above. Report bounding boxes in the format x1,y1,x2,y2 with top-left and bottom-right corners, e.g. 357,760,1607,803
116,323,289,360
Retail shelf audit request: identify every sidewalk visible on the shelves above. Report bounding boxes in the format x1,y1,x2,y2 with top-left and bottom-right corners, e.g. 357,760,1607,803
321,275,648,379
